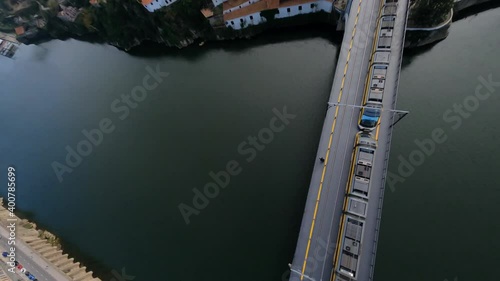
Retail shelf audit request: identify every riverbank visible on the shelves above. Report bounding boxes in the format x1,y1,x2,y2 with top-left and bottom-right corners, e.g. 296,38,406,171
405,0,496,48
0,198,101,281
3,0,496,51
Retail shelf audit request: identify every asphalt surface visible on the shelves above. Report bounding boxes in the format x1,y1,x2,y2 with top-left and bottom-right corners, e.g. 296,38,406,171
0,256,25,281
289,0,410,280
0,225,71,281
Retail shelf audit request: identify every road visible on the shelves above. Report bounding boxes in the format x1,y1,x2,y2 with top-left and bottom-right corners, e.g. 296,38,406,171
289,0,411,280
0,257,26,281
0,225,71,281
289,0,384,280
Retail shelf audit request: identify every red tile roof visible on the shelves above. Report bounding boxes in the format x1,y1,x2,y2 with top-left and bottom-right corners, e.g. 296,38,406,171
14,26,25,36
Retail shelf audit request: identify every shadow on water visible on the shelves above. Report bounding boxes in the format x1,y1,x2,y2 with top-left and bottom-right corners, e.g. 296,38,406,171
401,40,442,68
453,0,500,21
127,23,343,59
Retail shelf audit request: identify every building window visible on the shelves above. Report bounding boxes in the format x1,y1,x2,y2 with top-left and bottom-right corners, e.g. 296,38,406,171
250,15,253,20
231,21,234,25
240,18,243,23
298,5,302,10
287,8,290,12
310,3,314,8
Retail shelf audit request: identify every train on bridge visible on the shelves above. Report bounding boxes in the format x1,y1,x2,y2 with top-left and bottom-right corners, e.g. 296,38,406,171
332,0,399,280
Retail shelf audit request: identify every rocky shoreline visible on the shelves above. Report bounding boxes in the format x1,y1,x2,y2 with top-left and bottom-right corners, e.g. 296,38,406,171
7,0,496,51
0,198,101,281
404,0,496,48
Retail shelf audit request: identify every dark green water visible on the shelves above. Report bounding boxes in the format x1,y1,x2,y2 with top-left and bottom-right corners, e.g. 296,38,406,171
0,28,338,280
375,7,500,281
0,7,498,281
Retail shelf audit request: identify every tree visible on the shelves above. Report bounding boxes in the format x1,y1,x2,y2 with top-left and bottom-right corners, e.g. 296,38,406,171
410,0,453,27
47,0,59,13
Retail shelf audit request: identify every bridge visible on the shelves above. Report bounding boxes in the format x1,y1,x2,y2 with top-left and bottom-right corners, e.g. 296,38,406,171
289,0,410,280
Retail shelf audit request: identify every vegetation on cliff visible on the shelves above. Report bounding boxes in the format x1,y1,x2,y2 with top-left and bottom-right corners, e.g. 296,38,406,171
84,0,211,48
1,0,212,49
408,0,454,27
1,0,459,49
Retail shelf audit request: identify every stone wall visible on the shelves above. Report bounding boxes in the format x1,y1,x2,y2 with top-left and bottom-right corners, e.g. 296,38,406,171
0,198,101,281
405,0,495,48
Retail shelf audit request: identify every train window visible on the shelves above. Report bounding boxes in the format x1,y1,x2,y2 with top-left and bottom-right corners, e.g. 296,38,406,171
359,148,374,154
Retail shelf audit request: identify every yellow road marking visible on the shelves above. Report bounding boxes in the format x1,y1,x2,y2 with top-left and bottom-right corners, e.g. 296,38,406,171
331,1,385,280
330,136,358,280
299,0,364,280
362,1,384,106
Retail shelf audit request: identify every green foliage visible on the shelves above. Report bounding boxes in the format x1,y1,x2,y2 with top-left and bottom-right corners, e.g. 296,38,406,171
260,8,278,22
47,0,59,12
81,8,93,30
409,0,453,27
68,0,90,8
0,0,12,12
0,23,14,32
13,2,39,17
90,0,155,45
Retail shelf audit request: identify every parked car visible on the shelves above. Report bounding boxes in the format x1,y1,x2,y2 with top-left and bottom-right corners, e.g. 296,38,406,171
24,270,30,276
1,252,7,257
16,264,22,270
20,268,26,273
28,274,36,280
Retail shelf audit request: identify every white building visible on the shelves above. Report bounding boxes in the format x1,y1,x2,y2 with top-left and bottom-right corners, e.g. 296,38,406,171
141,0,178,12
224,0,333,30
275,1,332,19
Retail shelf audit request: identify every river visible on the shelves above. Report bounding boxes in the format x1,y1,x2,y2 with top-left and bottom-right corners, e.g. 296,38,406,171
375,6,500,281
0,6,498,281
